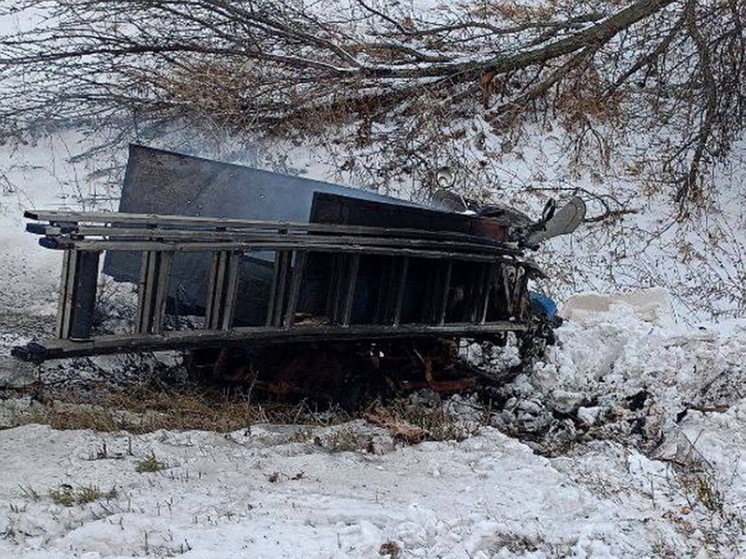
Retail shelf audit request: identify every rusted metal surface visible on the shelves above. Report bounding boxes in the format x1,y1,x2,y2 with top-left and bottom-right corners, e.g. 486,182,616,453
12,322,527,361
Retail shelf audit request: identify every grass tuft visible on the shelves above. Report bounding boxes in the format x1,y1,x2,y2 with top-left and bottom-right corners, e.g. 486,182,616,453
136,452,168,473
18,484,41,502
49,484,117,507
680,471,724,513
379,541,401,558
371,398,481,443
323,425,374,453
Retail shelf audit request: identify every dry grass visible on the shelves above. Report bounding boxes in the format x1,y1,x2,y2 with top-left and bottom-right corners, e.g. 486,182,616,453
11,384,333,434
322,425,374,453
379,541,401,558
24,406,126,432
135,452,168,473
678,470,724,514
49,484,117,507
285,426,313,443
372,398,481,443
6,380,483,448
18,485,41,502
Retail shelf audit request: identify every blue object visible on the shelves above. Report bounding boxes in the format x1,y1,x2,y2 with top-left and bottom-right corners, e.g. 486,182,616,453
528,292,558,320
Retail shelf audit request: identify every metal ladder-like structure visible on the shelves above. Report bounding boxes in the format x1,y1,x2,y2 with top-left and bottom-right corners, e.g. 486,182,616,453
13,210,536,361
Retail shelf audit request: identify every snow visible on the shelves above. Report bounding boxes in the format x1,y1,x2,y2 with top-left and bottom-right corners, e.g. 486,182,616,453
1,367,745,558
0,135,100,315
1,67,745,559
0,422,721,558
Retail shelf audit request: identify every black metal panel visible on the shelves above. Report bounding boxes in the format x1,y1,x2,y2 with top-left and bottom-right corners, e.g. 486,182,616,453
104,145,418,324
310,192,485,236
63,251,101,340
117,145,412,222
308,193,497,325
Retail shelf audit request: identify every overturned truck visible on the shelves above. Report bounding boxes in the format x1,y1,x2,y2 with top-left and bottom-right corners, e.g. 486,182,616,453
13,146,584,389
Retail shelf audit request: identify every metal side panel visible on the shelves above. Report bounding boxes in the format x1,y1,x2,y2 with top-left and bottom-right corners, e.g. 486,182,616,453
103,144,421,321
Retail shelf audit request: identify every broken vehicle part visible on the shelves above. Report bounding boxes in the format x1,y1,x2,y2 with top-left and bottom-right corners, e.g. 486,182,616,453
12,146,576,367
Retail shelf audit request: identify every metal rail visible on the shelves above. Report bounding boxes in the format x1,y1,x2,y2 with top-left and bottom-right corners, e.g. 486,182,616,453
24,210,511,244
12,322,527,361
34,227,519,256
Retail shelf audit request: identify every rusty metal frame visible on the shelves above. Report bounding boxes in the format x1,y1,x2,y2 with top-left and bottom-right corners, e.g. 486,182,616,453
13,210,539,362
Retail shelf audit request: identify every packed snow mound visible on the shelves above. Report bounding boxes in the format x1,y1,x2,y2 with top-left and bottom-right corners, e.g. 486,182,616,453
561,287,673,325
489,288,746,452
549,287,744,416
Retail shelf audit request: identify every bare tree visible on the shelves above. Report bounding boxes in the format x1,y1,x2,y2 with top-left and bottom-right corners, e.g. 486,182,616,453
0,0,744,213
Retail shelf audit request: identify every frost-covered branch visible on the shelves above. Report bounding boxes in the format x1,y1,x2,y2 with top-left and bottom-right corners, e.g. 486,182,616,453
1,0,745,208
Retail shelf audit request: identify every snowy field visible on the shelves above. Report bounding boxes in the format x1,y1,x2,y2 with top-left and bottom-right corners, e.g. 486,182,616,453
1,137,746,558
0,396,741,559
1,299,745,558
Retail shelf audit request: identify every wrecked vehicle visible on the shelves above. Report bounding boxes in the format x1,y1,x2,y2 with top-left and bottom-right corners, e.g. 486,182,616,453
12,146,584,397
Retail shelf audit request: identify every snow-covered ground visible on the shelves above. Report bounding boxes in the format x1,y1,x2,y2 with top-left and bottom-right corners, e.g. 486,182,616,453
0,400,741,559
1,291,746,557
1,136,745,558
